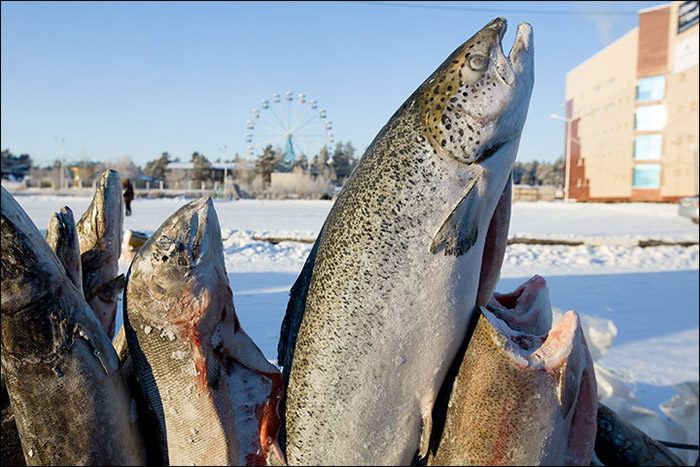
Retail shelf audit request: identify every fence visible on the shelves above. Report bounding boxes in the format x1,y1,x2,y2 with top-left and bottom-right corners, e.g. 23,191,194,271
512,185,561,202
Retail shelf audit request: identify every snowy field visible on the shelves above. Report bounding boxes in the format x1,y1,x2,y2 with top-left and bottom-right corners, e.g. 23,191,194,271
8,192,700,461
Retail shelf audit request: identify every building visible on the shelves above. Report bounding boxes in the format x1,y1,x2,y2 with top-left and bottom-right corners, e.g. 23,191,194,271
165,161,247,187
564,0,699,201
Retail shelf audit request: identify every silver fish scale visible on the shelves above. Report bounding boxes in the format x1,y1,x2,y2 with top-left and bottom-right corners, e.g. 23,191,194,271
125,303,235,466
285,103,482,464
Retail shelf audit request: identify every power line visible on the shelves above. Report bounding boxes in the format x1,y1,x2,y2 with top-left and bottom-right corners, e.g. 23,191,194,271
341,1,671,16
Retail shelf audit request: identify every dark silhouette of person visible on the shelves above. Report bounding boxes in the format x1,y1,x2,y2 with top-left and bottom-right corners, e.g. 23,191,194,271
123,178,134,216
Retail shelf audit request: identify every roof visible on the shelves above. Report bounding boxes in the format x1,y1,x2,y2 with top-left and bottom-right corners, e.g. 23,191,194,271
167,162,242,170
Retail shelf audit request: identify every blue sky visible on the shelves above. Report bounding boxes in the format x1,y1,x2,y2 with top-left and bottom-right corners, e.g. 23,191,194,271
1,1,670,167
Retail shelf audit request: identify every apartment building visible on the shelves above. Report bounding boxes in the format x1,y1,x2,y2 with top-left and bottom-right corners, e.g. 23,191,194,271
564,0,698,201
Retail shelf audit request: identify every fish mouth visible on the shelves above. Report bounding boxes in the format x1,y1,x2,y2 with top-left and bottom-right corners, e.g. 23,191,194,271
486,274,551,335
482,275,580,371
488,18,533,87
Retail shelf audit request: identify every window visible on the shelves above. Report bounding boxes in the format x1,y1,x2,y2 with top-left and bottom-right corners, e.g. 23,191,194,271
632,164,661,188
634,134,663,160
636,75,665,101
635,105,666,131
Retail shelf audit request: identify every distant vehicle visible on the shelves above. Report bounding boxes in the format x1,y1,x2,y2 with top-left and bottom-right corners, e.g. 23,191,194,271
678,194,699,223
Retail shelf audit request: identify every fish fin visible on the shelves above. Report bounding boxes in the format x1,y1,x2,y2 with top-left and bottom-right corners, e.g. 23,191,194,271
430,178,480,256
97,274,126,302
267,439,287,466
81,248,113,273
419,407,433,459
206,348,221,390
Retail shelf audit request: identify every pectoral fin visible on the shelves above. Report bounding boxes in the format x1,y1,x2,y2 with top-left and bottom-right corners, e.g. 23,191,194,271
419,404,433,459
430,178,480,256
96,274,126,302
206,348,221,390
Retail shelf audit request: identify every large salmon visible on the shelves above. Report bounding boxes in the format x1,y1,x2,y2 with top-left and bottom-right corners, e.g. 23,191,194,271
124,197,283,466
0,186,146,466
428,275,598,465
76,169,125,340
278,17,534,465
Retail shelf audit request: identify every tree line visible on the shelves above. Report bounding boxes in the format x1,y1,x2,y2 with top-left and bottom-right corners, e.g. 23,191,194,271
2,147,565,195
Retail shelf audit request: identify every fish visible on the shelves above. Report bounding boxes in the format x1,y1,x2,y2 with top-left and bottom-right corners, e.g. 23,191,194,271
1,367,25,467
0,207,84,467
427,275,598,466
45,206,84,297
124,197,284,466
0,186,146,466
278,17,535,465
76,169,125,340
594,402,684,466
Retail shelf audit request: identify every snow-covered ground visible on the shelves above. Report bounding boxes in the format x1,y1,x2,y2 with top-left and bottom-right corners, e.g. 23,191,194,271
8,192,700,462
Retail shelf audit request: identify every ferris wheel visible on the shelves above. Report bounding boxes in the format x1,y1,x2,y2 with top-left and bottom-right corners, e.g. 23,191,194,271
245,92,334,166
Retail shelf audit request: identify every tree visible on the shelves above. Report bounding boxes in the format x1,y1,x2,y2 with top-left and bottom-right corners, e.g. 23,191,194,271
111,156,141,182
512,158,564,187
191,151,211,182
256,145,279,184
293,153,309,171
311,145,334,180
332,142,352,183
1,149,33,180
144,152,171,181
519,160,539,186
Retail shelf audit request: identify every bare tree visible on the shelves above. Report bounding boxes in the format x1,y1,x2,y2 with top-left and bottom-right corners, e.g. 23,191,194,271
110,156,141,182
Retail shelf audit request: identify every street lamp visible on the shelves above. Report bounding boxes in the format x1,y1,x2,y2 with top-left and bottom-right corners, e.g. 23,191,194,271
54,137,65,191
549,113,571,202
218,145,229,196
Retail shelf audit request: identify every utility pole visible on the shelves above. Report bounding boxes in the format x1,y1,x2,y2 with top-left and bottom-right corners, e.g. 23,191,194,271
219,145,229,198
549,114,572,202
54,137,65,191
551,108,591,202
691,142,698,195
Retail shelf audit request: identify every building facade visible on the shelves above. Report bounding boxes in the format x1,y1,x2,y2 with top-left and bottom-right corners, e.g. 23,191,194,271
564,0,699,201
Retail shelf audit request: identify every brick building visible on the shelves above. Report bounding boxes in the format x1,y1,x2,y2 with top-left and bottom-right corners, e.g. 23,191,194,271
564,0,698,201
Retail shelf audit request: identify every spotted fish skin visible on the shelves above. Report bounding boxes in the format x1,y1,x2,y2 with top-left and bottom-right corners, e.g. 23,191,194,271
594,402,684,466
428,275,598,466
280,18,534,465
76,169,124,340
0,186,146,466
125,197,283,466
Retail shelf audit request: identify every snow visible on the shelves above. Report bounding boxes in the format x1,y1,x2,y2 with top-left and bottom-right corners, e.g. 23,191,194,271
8,192,700,461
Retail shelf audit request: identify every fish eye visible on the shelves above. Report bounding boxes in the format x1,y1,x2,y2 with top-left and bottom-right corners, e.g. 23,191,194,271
468,54,488,71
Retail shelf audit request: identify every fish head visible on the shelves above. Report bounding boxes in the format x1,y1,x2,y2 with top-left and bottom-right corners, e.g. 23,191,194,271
1,187,82,358
1,187,64,313
481,275,596,427
418,17,534,166
128,197,232,335
77,169,123,252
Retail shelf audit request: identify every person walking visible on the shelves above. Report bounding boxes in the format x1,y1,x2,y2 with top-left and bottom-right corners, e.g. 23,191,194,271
122,178,134,216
